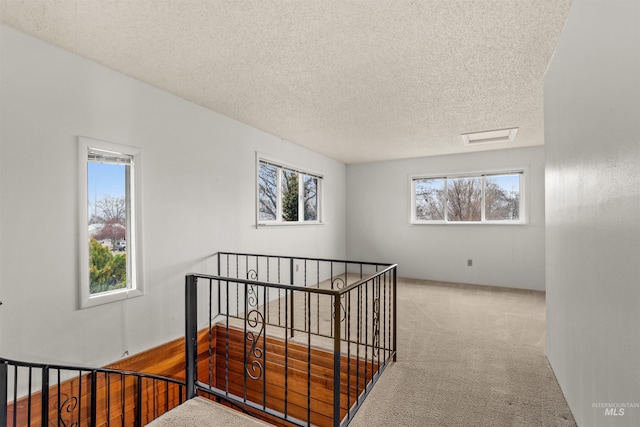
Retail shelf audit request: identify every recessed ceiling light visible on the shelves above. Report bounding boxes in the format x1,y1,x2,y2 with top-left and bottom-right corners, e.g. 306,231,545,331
461,128,519,146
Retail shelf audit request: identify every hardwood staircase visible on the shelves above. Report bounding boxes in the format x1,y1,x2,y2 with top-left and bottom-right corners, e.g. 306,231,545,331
204,325,376,426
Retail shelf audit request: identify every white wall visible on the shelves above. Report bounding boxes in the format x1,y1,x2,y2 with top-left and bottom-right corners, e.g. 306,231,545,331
0,25,346,367
544,1,640,426
346,146,546,290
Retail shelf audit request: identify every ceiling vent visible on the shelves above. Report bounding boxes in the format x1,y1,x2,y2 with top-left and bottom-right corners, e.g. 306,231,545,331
461,128,518,146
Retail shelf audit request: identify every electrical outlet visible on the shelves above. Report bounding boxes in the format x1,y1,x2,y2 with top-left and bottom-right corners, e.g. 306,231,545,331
467,259,473,267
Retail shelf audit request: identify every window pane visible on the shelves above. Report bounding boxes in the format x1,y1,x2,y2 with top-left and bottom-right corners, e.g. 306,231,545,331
447,177,482,221
258,163,277,220
282,169,299,221
257,158,323,225
415,178,445,220
485,174,520,220
87,162,128,294
304,175,318,221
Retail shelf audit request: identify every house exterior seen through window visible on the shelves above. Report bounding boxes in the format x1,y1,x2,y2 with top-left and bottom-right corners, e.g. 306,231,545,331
78,137,143,308
412,171,524,224
258,157,322,225
87,156,130,294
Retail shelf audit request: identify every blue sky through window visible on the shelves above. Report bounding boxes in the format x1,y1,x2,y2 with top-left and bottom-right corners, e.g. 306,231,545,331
488,174,520,193
88,162,126,218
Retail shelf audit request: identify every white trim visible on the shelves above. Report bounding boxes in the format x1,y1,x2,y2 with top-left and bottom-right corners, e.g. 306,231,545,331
257,152,324,180
410,166,528,225
78,136,144,309
256,152,324,227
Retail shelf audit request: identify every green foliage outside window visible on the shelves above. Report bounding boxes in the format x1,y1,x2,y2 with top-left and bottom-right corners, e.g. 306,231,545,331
89,237,127,294
282,170,299,221
258,160,322,224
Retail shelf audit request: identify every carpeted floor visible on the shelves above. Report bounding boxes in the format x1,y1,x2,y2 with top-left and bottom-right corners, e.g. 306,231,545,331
347,279,576,427
147,396,273,427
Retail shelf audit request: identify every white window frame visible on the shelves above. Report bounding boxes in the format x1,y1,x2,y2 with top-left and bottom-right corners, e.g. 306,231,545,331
78,137,144,308
256,153,323,227
410,167,527,225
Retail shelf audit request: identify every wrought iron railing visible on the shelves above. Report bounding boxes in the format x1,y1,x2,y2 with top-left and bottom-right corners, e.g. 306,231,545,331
1,357,186,426
185,252,397,427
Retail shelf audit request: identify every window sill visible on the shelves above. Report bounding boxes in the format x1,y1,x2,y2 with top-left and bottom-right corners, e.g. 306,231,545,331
257,222,325,228
80,287,143,309
410,221,527,226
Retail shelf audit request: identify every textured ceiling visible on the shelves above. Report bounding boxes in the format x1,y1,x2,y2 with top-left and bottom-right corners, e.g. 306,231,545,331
0,1,573,164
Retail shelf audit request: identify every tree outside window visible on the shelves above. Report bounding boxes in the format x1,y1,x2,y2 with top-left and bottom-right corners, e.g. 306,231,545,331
484,175,520,220
303,176,318,221
447,177,482,221
88,162,129,294
413,172,523,223
257,159,322,225
415,178,445,220
282,169,299,222
79,137,143,308
258,163,277,221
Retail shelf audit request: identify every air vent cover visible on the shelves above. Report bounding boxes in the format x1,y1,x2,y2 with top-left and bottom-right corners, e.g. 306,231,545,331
462,128,518,145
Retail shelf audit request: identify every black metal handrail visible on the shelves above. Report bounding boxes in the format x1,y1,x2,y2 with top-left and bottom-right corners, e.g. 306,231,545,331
185,252,398,427
216,251,395,269
188,263,397,295
1,357,186,426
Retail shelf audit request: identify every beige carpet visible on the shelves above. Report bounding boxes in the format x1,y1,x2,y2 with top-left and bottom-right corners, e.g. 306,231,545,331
147,397,273,427
347,279,576,427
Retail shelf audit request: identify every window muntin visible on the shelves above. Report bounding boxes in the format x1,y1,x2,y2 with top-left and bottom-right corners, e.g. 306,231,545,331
257,157,322,225
79,137,143,308
412,171,524,224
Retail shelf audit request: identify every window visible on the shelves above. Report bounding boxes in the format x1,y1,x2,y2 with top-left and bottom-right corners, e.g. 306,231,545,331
78,137,143,308
257,156,322,225
412,170,524,224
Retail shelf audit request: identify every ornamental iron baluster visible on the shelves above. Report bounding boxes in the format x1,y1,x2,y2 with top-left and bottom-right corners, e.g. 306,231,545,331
373,296,381,357
59,396,79,427
247,269,259,308
331,277,348,325
245,310,264,380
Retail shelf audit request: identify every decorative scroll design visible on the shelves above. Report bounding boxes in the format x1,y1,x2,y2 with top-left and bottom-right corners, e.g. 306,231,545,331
331,277,348,322
331,277,346,290
245,309,264,380
372,297,381,357
59,395,79,427
247,269,259,307
247,285,259,308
